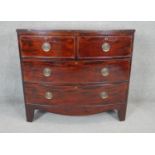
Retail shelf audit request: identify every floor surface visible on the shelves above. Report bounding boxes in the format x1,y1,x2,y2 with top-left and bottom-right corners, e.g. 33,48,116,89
0,98,154,133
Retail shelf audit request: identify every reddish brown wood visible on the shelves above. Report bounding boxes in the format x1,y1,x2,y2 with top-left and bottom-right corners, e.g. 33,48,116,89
24,83,128,106
17,29,135,36
22,59,131,84
19,35,75,58
25,104,35,122
118,104,127,121
27,103,125,117
17,29,135,122
78,36,133,59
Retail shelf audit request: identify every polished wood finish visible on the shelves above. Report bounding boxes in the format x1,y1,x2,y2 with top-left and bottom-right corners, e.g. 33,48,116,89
17,29,135,36
118,104,127,121
17,29,135,122
78,36,132,59
19,36,75,58
22,59,131,84
25,104,35,122
25,103,125,116
24,83,128,106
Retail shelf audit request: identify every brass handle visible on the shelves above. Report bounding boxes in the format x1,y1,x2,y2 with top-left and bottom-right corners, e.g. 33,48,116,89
43,68,52,77
101,67,109,76
42,42,51,52
45,92,53,100
102,42,110,52
100,91,108,99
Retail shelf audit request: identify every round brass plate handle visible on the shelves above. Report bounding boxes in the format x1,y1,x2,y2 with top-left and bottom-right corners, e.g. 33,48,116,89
43,68,52,77
45,92,53,100
101,67,109,76
102,42,110,52
42,42,51,52
100,91,108,99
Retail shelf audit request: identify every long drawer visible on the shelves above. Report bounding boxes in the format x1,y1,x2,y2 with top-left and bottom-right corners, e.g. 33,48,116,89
24,82,128,106
22,59,131,84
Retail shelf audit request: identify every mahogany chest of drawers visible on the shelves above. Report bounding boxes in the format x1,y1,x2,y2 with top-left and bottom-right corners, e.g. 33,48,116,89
17,29,135,122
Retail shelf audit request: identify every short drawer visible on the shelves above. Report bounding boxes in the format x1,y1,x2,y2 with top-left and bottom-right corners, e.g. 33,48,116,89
78,36,133,58
19,35,75,58
24,83,128,106
22,59,131,84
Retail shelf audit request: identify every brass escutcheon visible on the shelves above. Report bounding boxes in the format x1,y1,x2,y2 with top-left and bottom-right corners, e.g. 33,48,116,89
42,42,51,52
102,42,110,52
100,91,108,99
101,67,109,76
43,68,52,77
45,92,53,100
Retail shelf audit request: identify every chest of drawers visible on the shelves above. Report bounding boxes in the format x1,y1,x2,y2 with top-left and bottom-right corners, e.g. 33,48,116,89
17,29,135,122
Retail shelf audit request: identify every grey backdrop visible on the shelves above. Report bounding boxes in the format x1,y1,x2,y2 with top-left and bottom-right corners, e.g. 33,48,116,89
0,21,155,132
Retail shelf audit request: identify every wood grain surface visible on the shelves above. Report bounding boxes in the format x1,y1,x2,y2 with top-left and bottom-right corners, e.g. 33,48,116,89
22,59,131,84
17,29,135,121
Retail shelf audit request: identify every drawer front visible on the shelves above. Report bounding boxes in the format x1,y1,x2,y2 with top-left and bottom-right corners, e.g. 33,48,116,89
22,60,130,84
78,36,133,58
24,83,128,106
19,36,75,58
